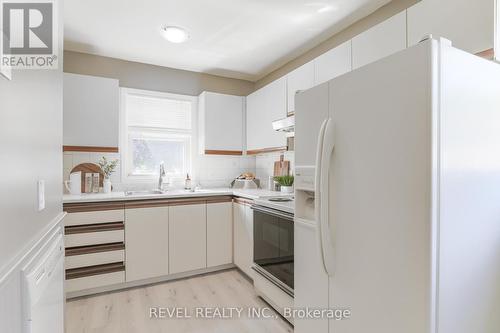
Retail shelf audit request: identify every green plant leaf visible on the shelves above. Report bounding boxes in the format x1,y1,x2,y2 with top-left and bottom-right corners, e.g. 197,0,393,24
274,175,294,186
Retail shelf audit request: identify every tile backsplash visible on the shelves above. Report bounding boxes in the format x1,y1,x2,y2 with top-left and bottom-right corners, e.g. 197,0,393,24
255,151,295,190
63,151,293,193
63,152,256,192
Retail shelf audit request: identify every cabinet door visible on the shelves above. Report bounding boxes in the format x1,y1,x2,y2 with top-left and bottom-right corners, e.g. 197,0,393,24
407,0,494,54
207,202,233,267
169,204,207,274
199,92,244,153
352,10,407,69
233,202,253,277
314,40,352,85
287,61,314,114
63,73,119,147
233,202,246,271
125,207,169,282
246,77,287,152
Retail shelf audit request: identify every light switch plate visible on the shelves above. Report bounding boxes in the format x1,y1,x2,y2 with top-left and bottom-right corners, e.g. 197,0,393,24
38,180,45,211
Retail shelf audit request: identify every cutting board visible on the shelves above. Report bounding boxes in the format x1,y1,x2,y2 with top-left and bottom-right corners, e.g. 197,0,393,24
70,163,104,192
273,160,290,177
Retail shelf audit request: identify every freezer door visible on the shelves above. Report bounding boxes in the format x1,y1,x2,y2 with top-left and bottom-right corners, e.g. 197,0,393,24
326,40,435,333
294,82,329,168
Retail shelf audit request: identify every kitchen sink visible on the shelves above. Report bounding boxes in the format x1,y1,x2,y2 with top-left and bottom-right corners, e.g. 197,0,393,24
124,190,166,196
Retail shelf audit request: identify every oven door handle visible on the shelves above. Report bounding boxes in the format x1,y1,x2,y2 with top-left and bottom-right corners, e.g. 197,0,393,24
251,205,294,220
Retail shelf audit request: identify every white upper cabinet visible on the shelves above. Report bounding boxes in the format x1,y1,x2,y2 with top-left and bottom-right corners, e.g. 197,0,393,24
246,77,287,152
198,91,244,154
314,40,352,85
63,73,119,148
287,61,314,114
352,10,407,69
408,0,494,54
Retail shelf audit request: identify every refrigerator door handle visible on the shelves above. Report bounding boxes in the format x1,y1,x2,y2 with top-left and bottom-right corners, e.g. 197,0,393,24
315,118,330,275
319,118,336,276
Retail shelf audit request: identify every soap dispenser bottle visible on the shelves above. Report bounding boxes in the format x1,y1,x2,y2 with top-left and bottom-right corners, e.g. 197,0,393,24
184,173,192,190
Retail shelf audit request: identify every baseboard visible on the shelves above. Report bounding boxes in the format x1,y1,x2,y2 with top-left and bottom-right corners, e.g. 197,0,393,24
66,263,236,299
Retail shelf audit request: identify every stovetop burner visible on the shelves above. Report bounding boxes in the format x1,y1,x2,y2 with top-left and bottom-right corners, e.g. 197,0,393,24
268,197,293,202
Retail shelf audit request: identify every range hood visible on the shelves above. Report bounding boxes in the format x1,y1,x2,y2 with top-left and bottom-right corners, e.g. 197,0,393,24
272,114,295,137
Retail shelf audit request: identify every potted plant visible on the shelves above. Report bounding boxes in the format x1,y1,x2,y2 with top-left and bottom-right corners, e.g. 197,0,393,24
98,156,118,193
274,175,294,193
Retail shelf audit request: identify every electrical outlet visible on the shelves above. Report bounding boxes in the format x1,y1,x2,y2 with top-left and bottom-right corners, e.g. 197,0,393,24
38,180,45,211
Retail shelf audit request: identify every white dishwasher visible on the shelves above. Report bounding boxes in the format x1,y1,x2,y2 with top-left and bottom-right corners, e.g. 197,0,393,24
22,229,64,333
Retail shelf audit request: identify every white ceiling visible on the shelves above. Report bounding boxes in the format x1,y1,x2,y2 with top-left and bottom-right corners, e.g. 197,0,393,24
64,0,391,81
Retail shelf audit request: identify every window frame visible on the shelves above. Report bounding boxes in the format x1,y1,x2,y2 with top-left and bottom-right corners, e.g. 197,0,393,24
120,88,198,183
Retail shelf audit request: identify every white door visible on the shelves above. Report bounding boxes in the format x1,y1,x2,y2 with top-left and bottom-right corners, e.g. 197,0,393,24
199,92,244,152
323,42,434,332
233,202,254,277
246,77,287,151
294,83,329,168
407,0,494,54
207,202,233,267
125,207,169,281
294,219,328,333
352,10,407,69
287,61,314,114
169,204,207,274
314,40,352,85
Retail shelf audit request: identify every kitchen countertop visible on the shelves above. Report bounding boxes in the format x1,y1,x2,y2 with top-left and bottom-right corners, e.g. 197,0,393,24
63,188,292,204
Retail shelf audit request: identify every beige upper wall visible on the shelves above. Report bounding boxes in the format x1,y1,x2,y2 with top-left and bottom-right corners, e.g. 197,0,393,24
255,0,419,89
64,51,255,96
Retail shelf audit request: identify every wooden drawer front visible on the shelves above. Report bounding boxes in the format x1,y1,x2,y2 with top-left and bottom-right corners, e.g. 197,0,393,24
65,230,124,247
64,210,124,226
65,250,125,270
65,271,125,293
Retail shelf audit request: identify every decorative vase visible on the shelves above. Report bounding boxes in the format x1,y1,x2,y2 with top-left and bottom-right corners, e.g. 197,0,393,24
280,185,293,193
103,178,112,193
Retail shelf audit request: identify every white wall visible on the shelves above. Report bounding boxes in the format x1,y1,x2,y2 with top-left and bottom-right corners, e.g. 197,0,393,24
0,0,64,331
0,22,63,269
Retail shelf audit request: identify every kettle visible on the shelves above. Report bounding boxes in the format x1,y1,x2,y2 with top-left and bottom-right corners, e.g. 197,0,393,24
64,171,82,195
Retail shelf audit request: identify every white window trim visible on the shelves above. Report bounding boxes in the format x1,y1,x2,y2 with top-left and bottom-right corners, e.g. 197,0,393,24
120,87,198,183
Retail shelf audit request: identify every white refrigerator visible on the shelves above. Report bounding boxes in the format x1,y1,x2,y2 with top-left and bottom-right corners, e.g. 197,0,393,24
294,37,500,333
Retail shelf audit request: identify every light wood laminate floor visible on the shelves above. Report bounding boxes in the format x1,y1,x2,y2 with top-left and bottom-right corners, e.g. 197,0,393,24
66,269,293,333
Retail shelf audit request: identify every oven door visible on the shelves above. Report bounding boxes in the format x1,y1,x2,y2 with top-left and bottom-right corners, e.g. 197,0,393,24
252,205,294,296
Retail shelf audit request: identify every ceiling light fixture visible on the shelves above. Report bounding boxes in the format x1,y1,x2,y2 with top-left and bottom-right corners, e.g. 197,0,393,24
160,25,189,43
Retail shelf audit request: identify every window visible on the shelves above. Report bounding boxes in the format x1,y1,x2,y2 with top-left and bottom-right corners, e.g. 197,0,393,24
121,88,196,181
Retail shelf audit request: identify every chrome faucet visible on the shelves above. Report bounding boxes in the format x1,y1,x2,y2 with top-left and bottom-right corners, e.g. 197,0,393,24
158,162,166,191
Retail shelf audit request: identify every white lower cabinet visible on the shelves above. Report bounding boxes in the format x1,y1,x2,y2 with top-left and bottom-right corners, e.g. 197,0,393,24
207,202,233,267
169,204,207,274
125,207,169,282
233,201,254,278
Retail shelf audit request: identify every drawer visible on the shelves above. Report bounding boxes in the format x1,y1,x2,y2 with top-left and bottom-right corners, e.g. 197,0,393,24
65,230,124,247
65,249,125,270
64,210,124,226
65,271,125,293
